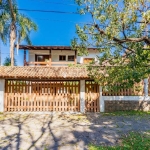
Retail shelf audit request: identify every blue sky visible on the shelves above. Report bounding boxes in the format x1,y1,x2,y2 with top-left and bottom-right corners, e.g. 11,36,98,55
1,0,91,66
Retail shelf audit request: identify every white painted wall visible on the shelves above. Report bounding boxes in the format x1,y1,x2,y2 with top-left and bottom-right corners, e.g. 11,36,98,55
51,50,75,62
28,49,99,65
144,78,149,97
103,96,150,101
0,79,5,112
77,49,99,64
29,50,49,62
80,80,85,113
99,86,104,112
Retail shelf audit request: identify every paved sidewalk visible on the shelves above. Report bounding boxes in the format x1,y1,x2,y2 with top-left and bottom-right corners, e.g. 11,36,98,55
0,113,150,150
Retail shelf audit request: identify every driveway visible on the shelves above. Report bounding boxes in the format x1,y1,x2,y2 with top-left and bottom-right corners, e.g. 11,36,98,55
0,113,150,150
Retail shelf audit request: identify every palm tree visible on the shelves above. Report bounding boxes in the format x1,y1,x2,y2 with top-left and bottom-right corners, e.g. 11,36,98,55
0,0,37,66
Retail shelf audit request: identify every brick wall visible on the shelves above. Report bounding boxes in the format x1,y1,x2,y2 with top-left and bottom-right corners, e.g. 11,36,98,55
105,100,150,112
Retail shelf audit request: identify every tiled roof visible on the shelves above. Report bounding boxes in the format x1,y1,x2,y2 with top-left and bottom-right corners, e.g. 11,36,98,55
0,66,89,79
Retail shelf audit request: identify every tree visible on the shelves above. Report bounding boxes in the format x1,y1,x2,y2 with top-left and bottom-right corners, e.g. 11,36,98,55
0,0,37,66
3,56,17,66
72,0,150,90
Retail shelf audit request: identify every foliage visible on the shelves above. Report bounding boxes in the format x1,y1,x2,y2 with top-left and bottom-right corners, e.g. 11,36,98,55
3,56,17,66
0,0,37,66
89,131,150,150
72,0,150,90
0,0,37,44
68,63,87,67
102,110,150,116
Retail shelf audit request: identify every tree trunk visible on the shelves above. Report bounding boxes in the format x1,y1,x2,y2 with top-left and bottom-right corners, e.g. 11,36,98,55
10,23,16,67
8,0,16,67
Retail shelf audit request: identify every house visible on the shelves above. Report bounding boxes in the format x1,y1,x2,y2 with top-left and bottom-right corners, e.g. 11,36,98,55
0,45,149,113
19,45,99,66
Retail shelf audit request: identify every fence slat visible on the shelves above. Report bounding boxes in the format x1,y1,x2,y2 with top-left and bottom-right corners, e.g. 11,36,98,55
5,80,80,112
85,81,100,112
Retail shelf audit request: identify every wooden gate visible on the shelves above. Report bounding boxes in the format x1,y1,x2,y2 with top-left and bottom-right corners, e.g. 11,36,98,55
5,80,80,112
85,81,100,112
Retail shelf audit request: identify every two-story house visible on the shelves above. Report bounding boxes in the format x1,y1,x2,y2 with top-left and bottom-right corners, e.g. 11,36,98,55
20,45,99,66
0,45,148,113
0,45,101,113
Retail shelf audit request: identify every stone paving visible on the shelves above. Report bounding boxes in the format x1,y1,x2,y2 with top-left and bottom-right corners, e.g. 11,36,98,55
0,112,150,150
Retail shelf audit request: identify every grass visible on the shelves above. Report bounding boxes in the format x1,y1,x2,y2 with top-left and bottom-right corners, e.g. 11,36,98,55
89,131,150,150
102,110,150,116
0,113,5,121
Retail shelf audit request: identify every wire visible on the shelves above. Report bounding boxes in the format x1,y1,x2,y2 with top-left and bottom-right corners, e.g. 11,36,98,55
18,8,80,14
0,7,80,14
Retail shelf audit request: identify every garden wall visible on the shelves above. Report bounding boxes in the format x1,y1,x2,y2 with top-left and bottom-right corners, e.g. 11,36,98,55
105,100,150,112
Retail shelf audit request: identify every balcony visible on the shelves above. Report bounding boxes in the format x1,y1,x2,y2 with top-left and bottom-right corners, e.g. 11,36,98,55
25,61,76,66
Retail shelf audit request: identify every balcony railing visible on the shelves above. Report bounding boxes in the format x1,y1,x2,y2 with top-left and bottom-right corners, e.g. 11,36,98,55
25,61,76,66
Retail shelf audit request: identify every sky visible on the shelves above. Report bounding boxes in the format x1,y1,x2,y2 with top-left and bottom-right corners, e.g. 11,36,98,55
1,0,91,66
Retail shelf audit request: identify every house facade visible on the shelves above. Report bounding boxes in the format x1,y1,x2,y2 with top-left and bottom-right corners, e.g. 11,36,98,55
21,45,99,66
0,45,150,113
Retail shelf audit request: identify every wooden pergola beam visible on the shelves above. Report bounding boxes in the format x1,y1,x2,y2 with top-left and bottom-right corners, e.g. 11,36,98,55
17,45,97,51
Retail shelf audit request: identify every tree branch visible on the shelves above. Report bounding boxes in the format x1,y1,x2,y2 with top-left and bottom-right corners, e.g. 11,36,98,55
94,24,150,45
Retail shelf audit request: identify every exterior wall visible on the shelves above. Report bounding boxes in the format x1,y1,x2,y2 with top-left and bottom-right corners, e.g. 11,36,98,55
29,50,49,62
51,50,75,62
28,49,99,65
51,50,75,66
105,100,150,112
29,50,75,62
100,78,150,112
80,80,85,113
99,86,104,112
77,50,99,64
0,79,5,112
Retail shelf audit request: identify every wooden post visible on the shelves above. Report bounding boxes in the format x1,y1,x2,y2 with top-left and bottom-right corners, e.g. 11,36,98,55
49,49,51,66
24,50,26,66
74,50,77,64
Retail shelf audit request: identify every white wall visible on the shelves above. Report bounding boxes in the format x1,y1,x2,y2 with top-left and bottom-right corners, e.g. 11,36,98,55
28,49,99,65
51,50,75,62
0,79,5,112
29,50,50,62
80,80,85,113
77,49,99,64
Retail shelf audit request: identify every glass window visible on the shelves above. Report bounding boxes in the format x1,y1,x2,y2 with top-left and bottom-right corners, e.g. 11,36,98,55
37,56,44,62
68,55,75,61
36,55,49,62
59,55,66,61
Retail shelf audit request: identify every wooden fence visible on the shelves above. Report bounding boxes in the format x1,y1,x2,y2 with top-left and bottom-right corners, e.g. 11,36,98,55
5,80,80,112
85,81,100,112
102,81,144,96
4,79,144,112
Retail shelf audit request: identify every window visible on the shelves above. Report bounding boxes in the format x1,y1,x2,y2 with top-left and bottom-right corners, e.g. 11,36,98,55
37,56,43,62
83,58,94,64
59,55,66,61
36,55,49,62
68,55,75,61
